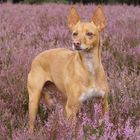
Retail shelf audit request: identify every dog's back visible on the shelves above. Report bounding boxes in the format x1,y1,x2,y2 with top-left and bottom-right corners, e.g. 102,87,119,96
29,48,91,94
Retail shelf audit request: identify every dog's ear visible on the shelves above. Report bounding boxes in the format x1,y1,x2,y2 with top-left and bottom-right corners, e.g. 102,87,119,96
67,7,80,30
92,6,106,31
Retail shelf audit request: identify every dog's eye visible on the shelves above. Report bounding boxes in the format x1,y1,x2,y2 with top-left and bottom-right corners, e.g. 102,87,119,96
86,32,93,36
73,32,78,36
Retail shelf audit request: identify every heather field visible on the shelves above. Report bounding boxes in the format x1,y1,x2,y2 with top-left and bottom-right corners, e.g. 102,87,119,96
0,3,140,140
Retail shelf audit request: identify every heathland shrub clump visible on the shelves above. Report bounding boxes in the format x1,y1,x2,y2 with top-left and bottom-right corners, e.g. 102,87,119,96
0,3,140,139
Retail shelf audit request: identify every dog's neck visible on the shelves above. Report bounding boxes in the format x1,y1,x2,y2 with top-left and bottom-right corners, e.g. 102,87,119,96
79,42,101,75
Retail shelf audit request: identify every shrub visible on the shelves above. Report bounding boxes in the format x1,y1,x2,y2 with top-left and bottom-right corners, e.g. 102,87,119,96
0,3,139,139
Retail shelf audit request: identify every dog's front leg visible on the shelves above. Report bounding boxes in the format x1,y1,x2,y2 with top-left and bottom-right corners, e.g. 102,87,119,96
101,94,109,115
65,97,80,121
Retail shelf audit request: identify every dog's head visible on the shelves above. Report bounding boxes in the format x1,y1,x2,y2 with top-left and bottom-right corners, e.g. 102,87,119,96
67,6,106,51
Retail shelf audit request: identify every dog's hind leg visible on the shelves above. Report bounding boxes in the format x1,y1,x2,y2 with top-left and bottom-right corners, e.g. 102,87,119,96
44,91,54,108
42,82,55,108
27,71,46,132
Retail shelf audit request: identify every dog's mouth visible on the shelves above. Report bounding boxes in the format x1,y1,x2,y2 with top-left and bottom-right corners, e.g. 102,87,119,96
72,44,90,51
74,47,83,51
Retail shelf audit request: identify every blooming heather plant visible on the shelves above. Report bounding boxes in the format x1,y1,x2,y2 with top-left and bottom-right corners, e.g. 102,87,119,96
0,3,140,140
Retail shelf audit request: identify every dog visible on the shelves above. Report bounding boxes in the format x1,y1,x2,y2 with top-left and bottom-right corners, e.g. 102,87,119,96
27,6,109,132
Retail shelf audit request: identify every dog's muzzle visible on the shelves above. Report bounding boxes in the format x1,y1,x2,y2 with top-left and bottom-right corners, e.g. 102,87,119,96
73,43,89,51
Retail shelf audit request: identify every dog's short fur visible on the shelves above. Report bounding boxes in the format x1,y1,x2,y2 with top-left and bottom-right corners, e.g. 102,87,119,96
27,6,109,132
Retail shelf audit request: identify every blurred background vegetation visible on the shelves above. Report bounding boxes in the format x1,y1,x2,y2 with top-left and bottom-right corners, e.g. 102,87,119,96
0,0,140,5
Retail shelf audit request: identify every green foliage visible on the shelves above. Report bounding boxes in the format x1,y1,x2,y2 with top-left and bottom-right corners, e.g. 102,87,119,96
24,0,67,4
23,0,140,5
83,124,104,139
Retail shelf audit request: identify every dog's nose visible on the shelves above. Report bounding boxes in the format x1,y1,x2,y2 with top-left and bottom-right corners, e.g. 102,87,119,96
73,41,81,48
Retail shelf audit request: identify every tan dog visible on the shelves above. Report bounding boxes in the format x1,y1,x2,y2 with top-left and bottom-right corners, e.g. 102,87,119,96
27,6,109,132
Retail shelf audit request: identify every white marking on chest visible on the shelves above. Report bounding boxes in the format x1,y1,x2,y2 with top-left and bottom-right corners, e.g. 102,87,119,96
79,88,105,102
84,53,95,75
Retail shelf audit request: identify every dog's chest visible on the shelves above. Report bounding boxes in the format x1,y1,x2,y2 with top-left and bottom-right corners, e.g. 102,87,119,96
79,88,105,102
84,53,95,75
